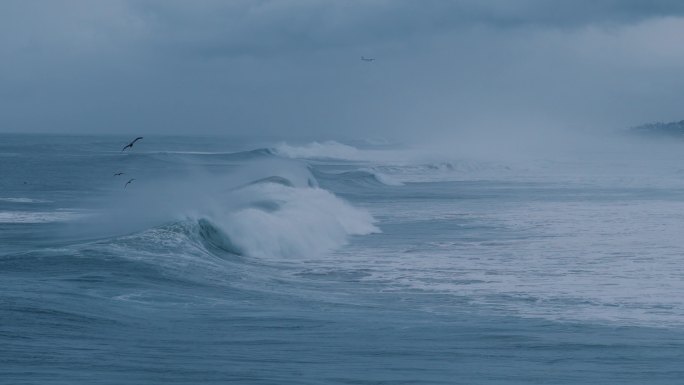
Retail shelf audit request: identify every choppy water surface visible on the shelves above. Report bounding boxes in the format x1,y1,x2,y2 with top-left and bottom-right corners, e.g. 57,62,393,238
2,134,684,384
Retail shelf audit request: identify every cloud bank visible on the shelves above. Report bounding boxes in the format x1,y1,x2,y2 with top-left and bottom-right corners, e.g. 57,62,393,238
1,0,684,139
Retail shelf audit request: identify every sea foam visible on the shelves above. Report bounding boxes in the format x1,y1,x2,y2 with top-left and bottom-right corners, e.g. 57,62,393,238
202,183,379,259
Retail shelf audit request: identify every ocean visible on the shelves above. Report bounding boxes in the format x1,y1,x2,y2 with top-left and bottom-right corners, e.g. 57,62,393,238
1,133,683,384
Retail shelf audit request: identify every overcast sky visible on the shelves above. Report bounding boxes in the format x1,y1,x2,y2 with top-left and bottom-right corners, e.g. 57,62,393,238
2,0,684,139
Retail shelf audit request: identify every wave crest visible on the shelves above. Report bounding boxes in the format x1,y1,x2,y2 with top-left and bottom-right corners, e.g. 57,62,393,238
317,170,403,187
73,158,378,261
197,183,379,259
273,141,364,161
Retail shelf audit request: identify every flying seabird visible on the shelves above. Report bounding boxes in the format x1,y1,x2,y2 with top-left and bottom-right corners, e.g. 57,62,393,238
124,178,135,189
122,137,143,152
113,172,124,176
361,56,375,62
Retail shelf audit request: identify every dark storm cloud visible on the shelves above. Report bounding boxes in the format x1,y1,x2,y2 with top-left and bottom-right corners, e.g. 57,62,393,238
119,0,684,57
1,0,684,137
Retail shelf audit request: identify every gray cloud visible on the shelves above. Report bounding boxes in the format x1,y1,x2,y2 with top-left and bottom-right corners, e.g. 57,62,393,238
112,0,684,57
2,0,684,138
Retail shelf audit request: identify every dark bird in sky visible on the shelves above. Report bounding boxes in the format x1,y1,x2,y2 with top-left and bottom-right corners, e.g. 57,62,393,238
122,137,143,152
113,172,124,176
361,56,375,62
124,178,135,189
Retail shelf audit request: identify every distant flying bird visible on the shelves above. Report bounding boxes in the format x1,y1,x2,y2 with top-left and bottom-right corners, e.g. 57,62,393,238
361,56,375,62
113,172,124,176
122,137,143,152
124,178,135,189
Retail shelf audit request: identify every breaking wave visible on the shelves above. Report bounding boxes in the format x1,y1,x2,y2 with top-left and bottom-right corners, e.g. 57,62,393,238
191,183,379,259
315,169,403,187
0,197,51,203
273,141,366,161
0,210,86,224
69,159,378,261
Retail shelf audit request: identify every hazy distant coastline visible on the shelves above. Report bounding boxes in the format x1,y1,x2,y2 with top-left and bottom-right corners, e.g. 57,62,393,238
630,120,684,137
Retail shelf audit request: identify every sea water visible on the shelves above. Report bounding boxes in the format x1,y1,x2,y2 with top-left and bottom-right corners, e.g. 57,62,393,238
1,134,683,384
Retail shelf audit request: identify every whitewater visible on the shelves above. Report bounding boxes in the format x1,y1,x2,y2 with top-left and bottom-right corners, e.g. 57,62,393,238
2,133,684,384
